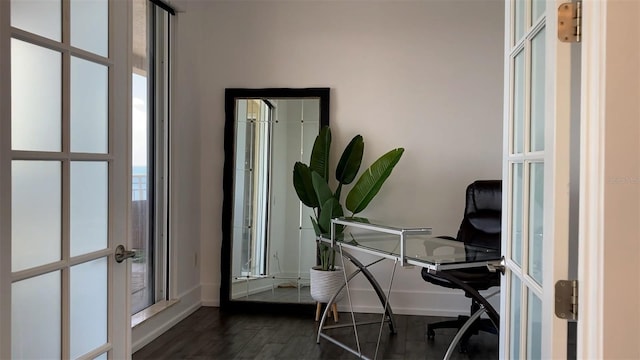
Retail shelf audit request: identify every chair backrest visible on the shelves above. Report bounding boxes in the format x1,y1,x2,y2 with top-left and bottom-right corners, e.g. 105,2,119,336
456,180,502,251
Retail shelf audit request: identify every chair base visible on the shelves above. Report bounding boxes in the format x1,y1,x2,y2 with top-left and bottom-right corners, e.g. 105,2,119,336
427,316,497,353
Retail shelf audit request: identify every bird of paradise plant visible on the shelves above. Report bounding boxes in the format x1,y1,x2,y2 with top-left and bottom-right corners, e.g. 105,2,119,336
292,126,404,270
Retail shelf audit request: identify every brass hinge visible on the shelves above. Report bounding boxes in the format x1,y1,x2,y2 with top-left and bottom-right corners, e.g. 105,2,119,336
555,280,578,321
558,1,582,43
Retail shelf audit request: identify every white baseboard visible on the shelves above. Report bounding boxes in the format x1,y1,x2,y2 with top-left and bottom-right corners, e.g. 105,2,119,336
332,287,500,318
132,285,202,353
200,281,499,317
339,304,464,317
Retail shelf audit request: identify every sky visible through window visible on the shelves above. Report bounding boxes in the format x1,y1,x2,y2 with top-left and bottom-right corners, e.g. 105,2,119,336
132,72,147,171
132,73,147,200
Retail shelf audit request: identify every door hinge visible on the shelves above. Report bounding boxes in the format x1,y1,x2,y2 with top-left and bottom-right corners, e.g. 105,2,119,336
558,2,582,43
555,280,578,321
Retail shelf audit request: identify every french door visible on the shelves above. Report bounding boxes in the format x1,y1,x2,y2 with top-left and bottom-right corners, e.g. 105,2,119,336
0,0,130,359
500,0,576,358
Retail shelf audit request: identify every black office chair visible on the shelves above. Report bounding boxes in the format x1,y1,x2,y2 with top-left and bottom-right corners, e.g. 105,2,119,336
421,180,502,353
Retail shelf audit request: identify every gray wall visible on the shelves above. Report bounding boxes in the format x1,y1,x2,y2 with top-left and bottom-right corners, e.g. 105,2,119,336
171,0,504,315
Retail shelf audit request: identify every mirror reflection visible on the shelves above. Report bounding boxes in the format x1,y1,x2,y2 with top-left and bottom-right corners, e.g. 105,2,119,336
222,88,330,309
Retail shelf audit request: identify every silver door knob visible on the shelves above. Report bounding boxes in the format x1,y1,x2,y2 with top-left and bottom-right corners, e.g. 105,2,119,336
115,244,136,263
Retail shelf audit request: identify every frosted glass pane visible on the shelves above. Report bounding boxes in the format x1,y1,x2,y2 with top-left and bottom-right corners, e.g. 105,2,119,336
70,258,107,359
11,39,61,151
511,163,523,265
12,271,61,359
509,276,522,359
527,290,543,359
529,163,544,284
71,161,108,256
71,56,108,153
513,50,525,154
530,28,546,152
514,0,525,43
94,353,107,360
532,0,546,23
12,161,61,271
71,0,108,57
11,0,61,41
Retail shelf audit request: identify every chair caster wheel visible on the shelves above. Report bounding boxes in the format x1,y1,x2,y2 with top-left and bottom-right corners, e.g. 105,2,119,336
427,328,435,339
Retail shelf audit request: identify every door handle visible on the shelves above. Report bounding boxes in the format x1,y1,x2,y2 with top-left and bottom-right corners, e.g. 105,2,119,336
115,244,137,263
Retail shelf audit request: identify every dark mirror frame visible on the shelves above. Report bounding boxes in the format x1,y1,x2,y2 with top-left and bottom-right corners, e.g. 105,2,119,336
221,88,330,313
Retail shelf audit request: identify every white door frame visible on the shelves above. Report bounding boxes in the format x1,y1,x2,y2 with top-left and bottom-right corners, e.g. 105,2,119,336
111,0,133,357
578,0,640,358
0,0,11,357
576,0,606,358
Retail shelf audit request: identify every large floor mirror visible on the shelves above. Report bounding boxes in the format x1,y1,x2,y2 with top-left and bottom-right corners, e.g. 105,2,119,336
221,88,330,312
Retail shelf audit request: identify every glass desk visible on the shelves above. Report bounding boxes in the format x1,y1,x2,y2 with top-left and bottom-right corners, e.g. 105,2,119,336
316,217,502,359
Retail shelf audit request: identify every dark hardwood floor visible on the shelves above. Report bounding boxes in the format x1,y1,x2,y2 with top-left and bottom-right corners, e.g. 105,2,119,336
133,306,498,360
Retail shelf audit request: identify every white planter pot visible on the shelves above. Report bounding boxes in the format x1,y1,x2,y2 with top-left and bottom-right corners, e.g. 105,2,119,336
309,266,346,303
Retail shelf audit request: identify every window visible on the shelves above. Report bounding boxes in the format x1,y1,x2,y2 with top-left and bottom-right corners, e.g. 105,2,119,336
234,99,273,277
131,0,172,315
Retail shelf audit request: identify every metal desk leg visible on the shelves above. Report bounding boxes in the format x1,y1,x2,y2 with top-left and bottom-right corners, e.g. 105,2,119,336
339,249,397,334
374,258,398,359
316,249,398,359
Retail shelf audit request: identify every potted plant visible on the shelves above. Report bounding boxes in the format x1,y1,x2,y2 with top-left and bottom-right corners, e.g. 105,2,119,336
292,126,404,303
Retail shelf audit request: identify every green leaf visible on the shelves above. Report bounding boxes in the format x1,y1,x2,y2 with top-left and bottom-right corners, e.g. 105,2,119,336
335,135,364,185
311,171,333,209
346,233,359,246
318,198,344,236
310,126,331,181
310,216,322,237
346,148,405,214
317,242,331,271
292,162,318,208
